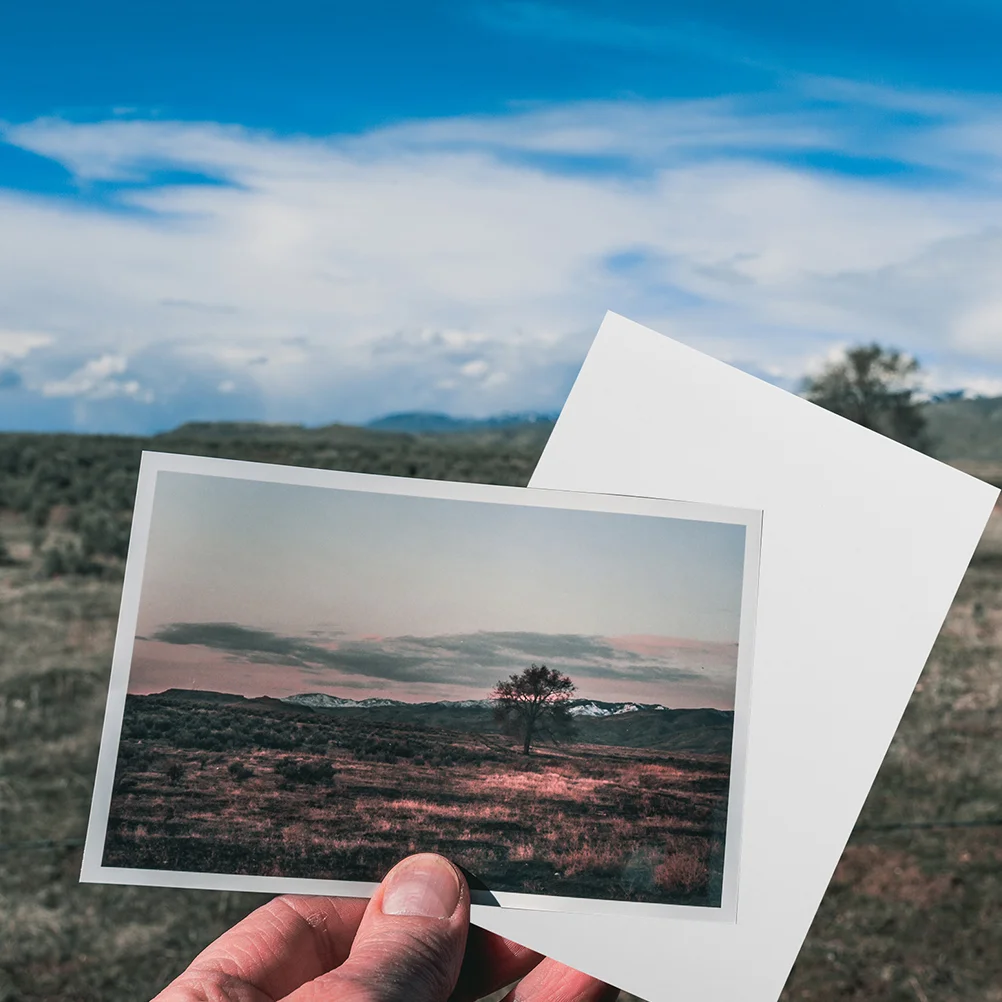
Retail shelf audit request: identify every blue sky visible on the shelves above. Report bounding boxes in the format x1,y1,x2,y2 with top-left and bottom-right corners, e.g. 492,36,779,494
3,1,1002,432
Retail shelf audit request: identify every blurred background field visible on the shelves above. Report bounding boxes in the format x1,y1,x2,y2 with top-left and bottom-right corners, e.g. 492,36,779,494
0,411,1000,1001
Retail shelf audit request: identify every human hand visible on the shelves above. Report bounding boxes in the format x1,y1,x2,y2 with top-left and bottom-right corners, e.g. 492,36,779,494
154,853,620,1002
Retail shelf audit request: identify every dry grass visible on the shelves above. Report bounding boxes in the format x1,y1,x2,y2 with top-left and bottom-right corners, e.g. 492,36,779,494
101,715,728,906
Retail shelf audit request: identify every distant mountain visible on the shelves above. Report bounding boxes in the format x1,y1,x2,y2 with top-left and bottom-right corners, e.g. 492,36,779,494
283,693,400,709
282,694,666,715
365,411,557,434
925,395,1002,465
582,706,734,755
567,700,667,717
148,412,556,445
147,689,733,754
277,693,730,753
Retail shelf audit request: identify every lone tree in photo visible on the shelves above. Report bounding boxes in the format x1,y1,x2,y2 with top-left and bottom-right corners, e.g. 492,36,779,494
801,342,930,452
491,663,576,756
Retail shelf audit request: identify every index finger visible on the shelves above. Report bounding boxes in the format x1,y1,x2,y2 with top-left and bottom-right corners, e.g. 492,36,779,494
451,925,545,1002
156,894,369,1001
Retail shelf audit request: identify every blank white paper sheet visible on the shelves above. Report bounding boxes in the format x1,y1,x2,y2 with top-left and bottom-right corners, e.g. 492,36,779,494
465,312,998,1002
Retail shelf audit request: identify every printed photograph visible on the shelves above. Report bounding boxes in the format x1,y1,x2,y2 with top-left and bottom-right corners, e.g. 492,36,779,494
98,465,755,909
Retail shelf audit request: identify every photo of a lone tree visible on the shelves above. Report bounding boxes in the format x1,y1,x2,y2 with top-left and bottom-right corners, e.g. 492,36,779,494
102,470,753,909
492,664,576,755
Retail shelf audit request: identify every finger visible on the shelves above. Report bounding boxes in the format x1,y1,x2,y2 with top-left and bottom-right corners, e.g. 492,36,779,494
287,854,470,1002
500,957,621,1002
154,894,368,1001
451,926,545,1002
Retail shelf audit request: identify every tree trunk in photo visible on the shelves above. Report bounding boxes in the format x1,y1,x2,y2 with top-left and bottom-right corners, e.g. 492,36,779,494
522,718,534,755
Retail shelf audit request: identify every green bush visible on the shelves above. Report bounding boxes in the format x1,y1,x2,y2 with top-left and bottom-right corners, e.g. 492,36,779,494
78,505,131,559
40,542,102,578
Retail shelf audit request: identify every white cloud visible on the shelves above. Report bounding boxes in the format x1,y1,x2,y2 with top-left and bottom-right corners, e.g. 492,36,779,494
952,299,1002,355
4,79,1002,430
459,359,490,378
0,329,53,362
41,354,153,402
939,374,1002,398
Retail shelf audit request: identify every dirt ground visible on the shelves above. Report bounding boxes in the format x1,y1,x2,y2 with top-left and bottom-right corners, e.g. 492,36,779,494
1,501,1000,1001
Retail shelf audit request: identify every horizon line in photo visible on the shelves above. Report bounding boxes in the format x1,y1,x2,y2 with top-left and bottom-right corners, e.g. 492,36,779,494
131,685,737,714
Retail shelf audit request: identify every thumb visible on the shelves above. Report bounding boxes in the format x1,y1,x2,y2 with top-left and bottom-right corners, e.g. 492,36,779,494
286,854,470,1002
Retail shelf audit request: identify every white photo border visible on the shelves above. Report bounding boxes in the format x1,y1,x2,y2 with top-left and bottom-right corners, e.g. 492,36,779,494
81,451,762,923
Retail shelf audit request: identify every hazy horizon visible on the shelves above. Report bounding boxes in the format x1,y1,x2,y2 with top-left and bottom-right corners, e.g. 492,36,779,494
129,471,747,709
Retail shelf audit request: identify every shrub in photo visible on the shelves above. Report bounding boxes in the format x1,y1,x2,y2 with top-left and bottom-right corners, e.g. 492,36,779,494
228,761,255,782
274,756,334,786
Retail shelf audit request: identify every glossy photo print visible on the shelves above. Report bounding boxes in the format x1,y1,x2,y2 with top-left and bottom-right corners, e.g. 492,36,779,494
83,453,760,919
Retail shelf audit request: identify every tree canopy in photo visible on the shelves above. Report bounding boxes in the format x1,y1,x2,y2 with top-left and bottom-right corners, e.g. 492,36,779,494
490,663,576,755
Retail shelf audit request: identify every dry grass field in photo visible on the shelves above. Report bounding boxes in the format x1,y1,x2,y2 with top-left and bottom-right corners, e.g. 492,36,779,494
1,424,1000,1001
101,691,728,905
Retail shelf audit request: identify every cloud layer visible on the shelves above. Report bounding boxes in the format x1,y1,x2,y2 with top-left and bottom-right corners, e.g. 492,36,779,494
5,78,1002,430
138,622,737,707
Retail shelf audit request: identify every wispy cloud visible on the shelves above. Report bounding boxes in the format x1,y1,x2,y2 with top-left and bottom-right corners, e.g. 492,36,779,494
475,2,766,69
5,79,1002,430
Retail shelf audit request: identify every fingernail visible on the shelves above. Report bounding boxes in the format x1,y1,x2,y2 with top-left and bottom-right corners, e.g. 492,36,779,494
381,854,461,919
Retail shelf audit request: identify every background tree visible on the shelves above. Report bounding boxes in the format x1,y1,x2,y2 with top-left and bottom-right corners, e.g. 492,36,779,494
802,343,931,452
490,663,576,755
